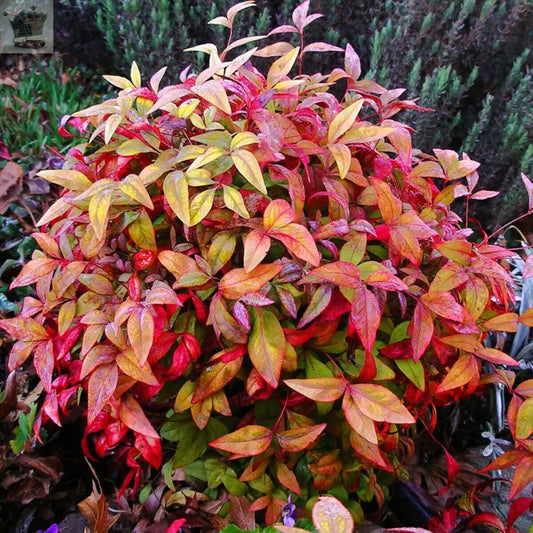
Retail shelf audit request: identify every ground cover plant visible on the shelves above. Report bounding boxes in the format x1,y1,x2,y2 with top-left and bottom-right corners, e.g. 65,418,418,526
1,2,533,531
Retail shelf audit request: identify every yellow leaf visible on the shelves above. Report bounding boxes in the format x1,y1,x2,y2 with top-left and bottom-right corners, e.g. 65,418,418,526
328,99,364,143
267,46,300,88
189,189,215,225
341,126,395,144
37,169,92,191
127,307,154,367
128,210,157,252
232,150,266,194
191,80,232,115
188,146,224,172
116,138,155,156
223,185,250,218
104,114,123,144
120,174,154,209
102,75,134,89
89,193,112,241
130,61,141,88
329,143,351,179
230,132,259,151
163,171,190,225
207,231,237,274
58,300,76,335
178,98,200,118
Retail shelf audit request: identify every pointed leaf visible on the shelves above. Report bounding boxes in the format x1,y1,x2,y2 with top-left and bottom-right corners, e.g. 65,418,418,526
89,193,112,241
243,230,271,272
301,261,360,288
267,47,300,88
210,425,273,456
277,423,327,452
328,100,364,143
263,199,295,232
342,392,378,443
37,169,92,191
127,307,154,366
329,143,352,179
351,384,415,424
191,80,231,114
219,263,282,300
223,185,250,218
350,285,381,354
298,285,332,328
88,362,118,424
163,171,190,225
436,353,479,393
272,223,321,266
232,150,267,195
420,291,464,321
10,258,59,288
208,231,237,274
189,188,215,225
284,377,345,402
119,394,159,438
248,307,285,387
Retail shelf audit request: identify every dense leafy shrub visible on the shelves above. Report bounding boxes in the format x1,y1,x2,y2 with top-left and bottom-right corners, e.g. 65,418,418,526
56,0,532,229
2,2,533,529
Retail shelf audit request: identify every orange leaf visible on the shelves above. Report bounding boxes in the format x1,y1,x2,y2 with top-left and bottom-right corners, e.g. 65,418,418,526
272,223,321,266
88,362,118,424
276,462,301,494
284,377,345,402
436,353,479,393
0,316,49,342
243,230,271,272
10,258,59,288
430,262,469,292
302,261,360,288
264,199,295,232
509,455,533,499
210,425,273,456
371,178,402,224
127,307,154,366
193,348,244,402
342,391,378,443
440,334,483,353
350,384,415,424
518,307,533,327
475,347,519,367
481,313,518,332
434,241,473,266
312,495,354,533
276,423,327,452
219,263,282,300
119,394,159,439
248,307,285,387
349,430,388,469
420,291,464,321
116,348,159,385
463,277,489,320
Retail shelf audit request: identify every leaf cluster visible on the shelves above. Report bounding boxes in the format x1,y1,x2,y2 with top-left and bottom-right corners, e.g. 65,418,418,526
1,1,533,529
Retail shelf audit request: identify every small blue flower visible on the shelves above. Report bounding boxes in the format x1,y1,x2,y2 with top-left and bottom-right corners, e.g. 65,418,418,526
482,424,511,457
282,495,296,527
36,524,58,533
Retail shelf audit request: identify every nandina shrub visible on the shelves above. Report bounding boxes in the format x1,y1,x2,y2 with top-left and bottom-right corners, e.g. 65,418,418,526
2,1,533,529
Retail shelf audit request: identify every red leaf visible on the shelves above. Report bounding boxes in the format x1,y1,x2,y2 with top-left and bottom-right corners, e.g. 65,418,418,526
467,513,505,531
411,302,434,362
507,497,531,531
210,425,273,457
521,173,533,211
119,394,159,439
350,285,381,354
509,455,533,499
276,462,301,494
302,261,360,288
87,362,118,425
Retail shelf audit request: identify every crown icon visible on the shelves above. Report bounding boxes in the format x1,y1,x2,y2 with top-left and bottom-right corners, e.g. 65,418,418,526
3,4,47,48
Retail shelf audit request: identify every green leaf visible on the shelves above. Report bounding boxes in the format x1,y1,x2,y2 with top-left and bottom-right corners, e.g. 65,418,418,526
395,359,425,390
